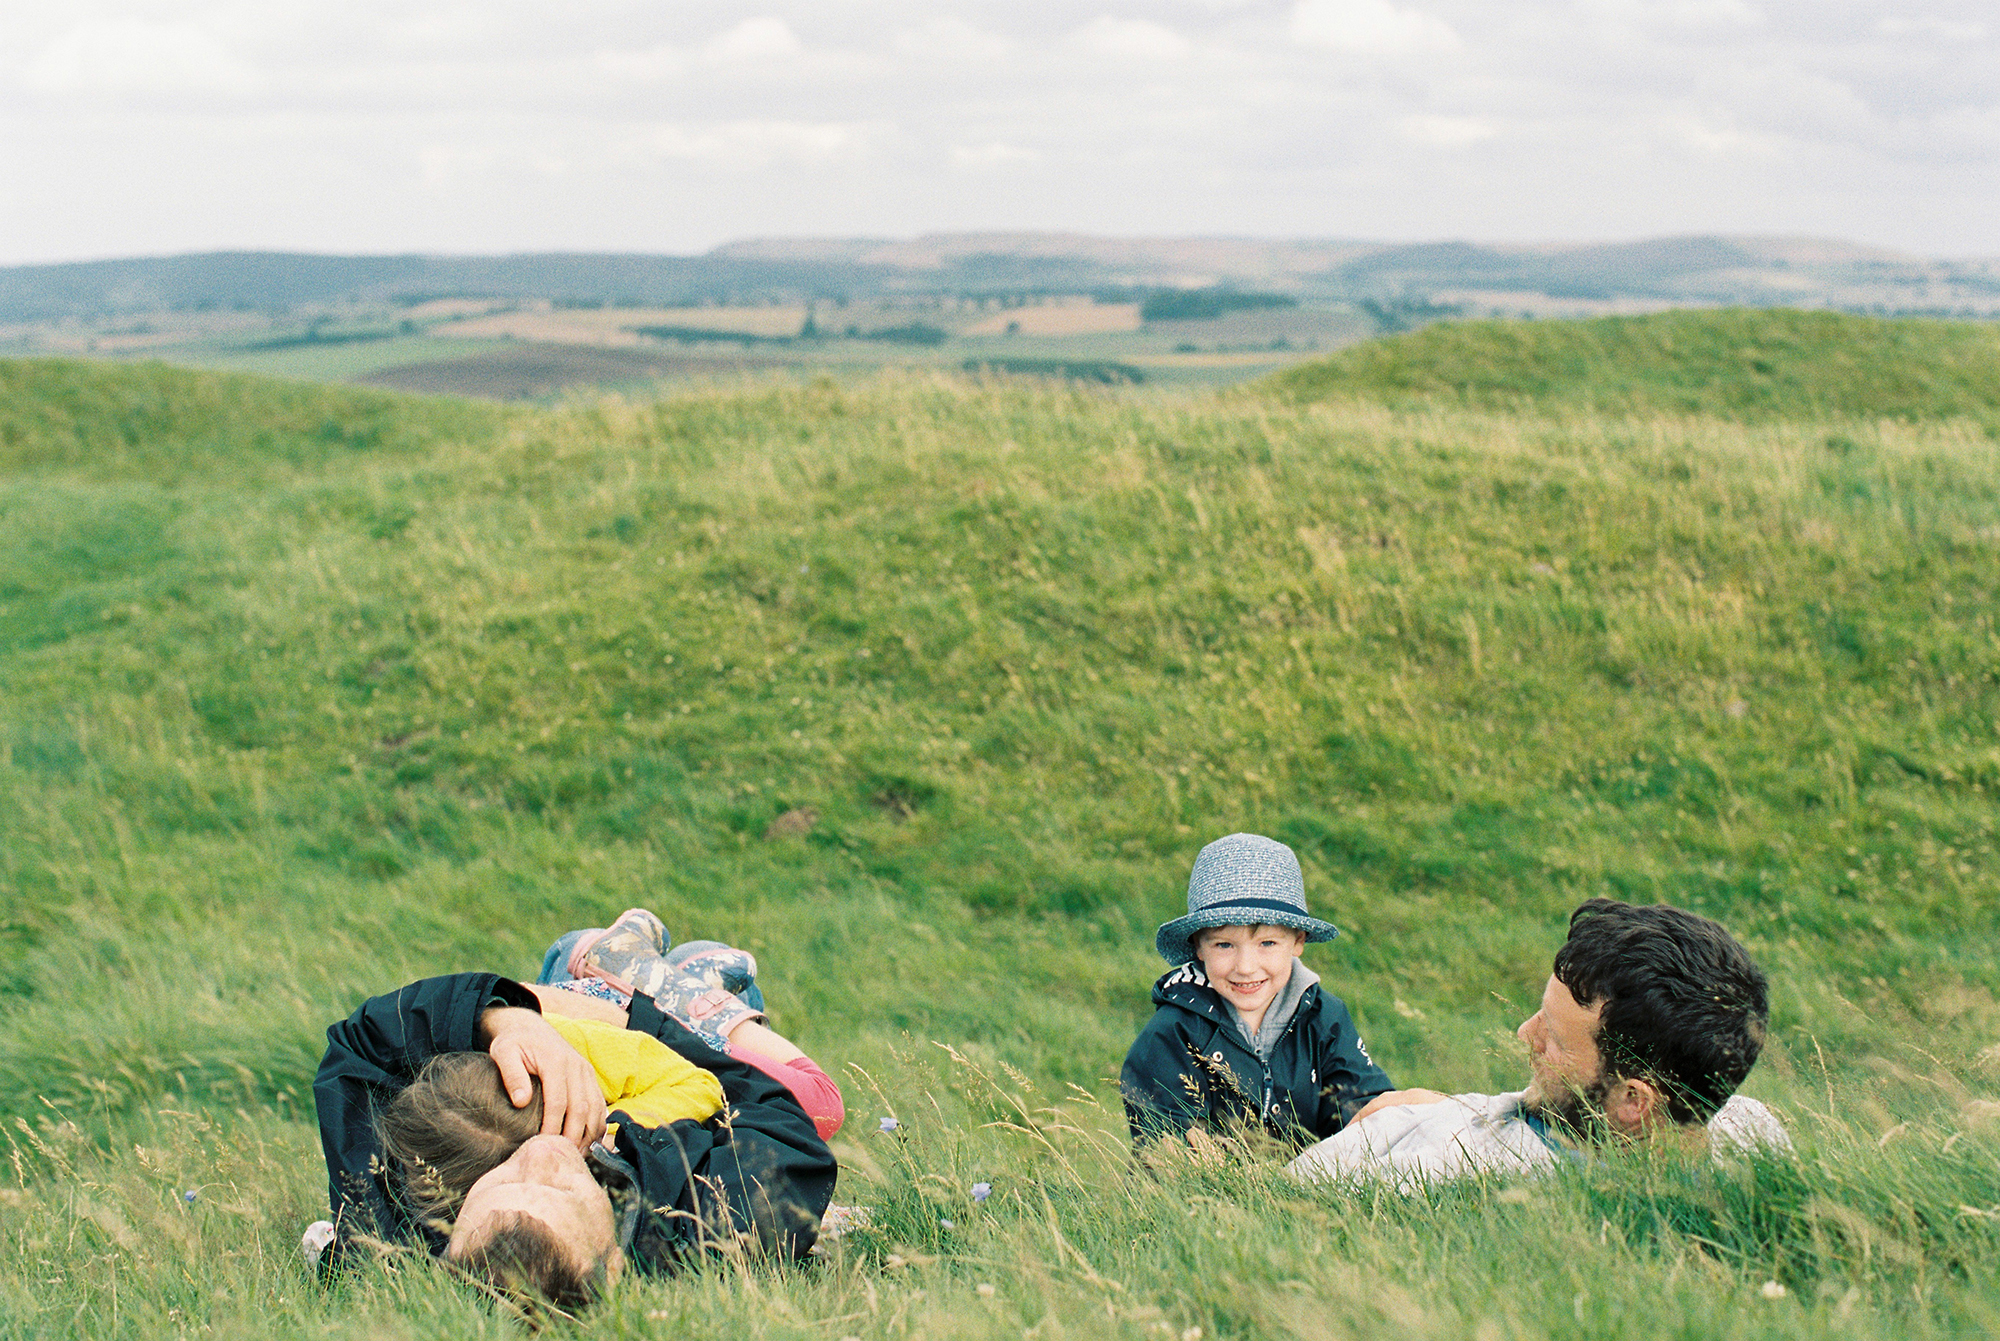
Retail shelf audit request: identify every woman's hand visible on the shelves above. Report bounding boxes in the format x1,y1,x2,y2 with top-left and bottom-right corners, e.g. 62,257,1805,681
479,1006,607,1148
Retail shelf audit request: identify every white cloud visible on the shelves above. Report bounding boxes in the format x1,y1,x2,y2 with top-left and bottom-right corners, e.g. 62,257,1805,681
1916,104,2000,160
4,0,2000,263
1569,0,1761,37
1650,0,1762,31
594,42,688,82
646,119,872,169
1877,16,1988,44
892,19,1015,62
703,17,804,64
26,19,261,95
1651,110,1787,159
1402,113,1498,146
1289,0,1459,56
1069,17,1196,61
951,141,1041,167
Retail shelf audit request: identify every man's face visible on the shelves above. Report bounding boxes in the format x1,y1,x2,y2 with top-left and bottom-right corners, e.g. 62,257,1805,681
1194,924,1305,1020
1517,974,1608,1125
446,1133,623,1281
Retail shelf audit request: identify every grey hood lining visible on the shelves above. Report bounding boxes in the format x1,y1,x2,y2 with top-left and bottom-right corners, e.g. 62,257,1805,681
1245,960,1320,1060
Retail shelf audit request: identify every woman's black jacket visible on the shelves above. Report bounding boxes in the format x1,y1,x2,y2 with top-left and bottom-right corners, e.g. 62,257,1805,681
312,973,837,1272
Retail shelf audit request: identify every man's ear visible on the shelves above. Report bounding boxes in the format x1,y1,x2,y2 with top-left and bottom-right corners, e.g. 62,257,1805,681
1604,1077,1663,1136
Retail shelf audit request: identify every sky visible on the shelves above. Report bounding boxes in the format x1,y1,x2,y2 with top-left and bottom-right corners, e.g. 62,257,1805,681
3,0,1996,266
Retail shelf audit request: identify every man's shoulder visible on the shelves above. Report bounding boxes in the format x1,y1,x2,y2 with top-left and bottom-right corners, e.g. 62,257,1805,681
1708,1094,1792,1153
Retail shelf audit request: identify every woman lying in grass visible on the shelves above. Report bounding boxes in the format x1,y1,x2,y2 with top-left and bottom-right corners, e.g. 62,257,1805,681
313,916,840,1310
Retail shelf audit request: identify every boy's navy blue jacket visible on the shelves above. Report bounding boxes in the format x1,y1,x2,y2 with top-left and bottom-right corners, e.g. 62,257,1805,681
312,973,837,1272
1121,963,1393,1148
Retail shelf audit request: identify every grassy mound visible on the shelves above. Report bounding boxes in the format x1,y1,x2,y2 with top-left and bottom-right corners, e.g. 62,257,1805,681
3,357,1999,1337
0,356,497,481
1263,308,2000,420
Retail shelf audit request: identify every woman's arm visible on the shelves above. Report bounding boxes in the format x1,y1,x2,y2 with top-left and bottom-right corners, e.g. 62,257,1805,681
527,981,629,1026
532,982,807,1063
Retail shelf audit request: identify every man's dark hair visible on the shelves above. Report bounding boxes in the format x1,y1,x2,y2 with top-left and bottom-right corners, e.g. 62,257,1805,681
1552,898,1769,1124
452,1211,604,1312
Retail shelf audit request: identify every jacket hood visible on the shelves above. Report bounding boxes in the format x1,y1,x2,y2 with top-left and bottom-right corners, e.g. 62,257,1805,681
589,1141,645,1256
1150,961,1321,1048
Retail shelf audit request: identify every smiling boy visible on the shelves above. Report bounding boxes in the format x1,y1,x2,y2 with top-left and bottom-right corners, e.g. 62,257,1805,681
1121,833,1394,1149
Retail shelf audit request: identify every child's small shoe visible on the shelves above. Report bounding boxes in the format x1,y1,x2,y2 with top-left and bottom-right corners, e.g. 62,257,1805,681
646,969,766,1046
567,908,671,988
671,945,759,998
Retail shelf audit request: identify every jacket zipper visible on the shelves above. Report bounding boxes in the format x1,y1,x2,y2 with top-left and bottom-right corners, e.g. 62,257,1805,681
1257,988,1316,1130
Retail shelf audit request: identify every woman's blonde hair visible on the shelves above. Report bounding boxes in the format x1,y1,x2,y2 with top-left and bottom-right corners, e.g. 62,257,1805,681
376,1053,544,1223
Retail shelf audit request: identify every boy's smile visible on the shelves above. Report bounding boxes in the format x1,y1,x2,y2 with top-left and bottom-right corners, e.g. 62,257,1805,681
1194,924,1306,1036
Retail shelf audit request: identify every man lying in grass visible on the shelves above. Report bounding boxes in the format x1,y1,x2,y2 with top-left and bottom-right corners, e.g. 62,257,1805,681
1122,833,1395,1151
312,956,838,1310
1287,898,1787,1187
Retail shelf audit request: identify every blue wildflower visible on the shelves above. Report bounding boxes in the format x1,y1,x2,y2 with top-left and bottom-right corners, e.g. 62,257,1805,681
879,1116,900,1134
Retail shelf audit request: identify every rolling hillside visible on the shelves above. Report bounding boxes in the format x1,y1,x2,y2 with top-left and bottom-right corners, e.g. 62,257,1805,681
3,318,1998,1337
1264,308,2000,420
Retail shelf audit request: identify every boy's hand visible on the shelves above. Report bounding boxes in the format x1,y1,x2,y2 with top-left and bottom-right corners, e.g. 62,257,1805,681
479,1006,607,1148
1349,1088,1450,1126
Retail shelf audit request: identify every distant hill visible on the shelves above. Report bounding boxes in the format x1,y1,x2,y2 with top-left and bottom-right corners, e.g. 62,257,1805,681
0,251,903,323
4,234,1995,323
1261,308,2000,420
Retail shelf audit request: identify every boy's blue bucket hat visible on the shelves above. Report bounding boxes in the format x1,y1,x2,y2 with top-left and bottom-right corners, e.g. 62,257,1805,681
1155,833,1340,965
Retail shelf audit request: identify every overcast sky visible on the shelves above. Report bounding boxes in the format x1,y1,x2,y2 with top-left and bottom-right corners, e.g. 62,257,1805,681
3,0,1995,265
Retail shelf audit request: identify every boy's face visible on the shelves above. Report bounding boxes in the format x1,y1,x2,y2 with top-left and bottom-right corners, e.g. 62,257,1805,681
1193,924,1306,1019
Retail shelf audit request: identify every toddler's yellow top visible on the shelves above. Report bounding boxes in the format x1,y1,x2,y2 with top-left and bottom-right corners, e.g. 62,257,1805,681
545,1014,725,1130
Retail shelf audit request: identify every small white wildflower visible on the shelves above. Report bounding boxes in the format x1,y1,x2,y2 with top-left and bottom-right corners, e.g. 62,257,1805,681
1759,1281,1788,1300
300,1220,336,1269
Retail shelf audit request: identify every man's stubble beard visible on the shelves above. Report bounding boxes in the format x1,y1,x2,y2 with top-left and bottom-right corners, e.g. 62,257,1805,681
1524,1074,1614,1146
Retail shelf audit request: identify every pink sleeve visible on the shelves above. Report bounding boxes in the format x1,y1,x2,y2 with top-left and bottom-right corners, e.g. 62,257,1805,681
730,1048,846,1140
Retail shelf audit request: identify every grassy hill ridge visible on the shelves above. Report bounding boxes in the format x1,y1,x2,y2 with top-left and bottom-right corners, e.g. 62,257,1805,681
3,346,1999,1337
1264,308,2000,420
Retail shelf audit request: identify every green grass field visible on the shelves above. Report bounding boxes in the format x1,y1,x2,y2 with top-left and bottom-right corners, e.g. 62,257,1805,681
1265,309,2000,422
3,310,1999,1339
